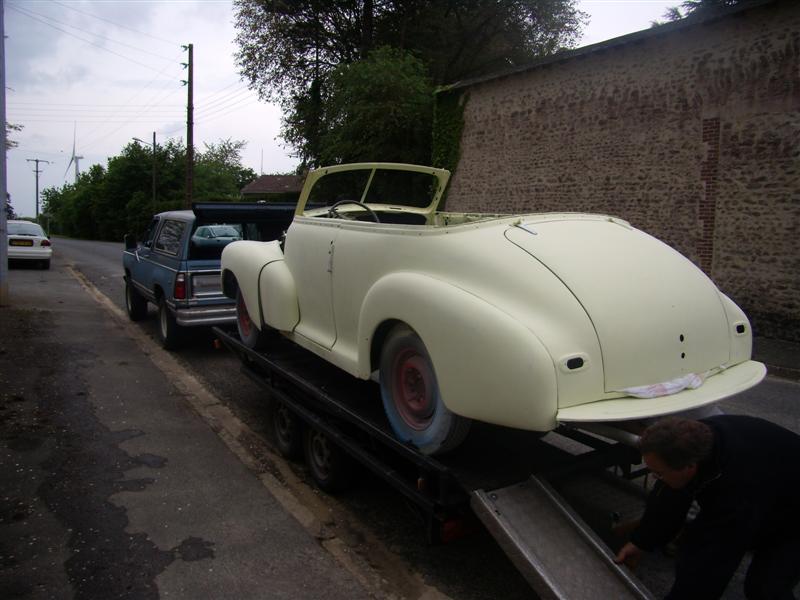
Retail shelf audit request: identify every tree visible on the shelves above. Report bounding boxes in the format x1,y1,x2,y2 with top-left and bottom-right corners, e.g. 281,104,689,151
5,122,22,150
233,0,586,166
319,46,434,165
41,137,257,240
194,139,257,199
4,194,14,220
658,0,750,22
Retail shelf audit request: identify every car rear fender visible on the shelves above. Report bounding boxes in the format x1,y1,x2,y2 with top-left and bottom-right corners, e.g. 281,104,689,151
358,272,557,431
221,240,298,330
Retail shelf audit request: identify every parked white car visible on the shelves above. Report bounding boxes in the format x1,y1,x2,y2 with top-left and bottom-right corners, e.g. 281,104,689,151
221,163,765,454
7,220,52,269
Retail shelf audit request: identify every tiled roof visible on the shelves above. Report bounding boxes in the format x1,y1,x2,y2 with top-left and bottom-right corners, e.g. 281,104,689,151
241,174,304,195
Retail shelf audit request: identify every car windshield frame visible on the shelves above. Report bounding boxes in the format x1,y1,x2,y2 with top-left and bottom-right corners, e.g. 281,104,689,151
295,163,450,220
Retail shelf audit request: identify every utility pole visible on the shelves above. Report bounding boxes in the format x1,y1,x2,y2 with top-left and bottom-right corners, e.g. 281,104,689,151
152,130,157,205
1,0,9,306
26,158,50,220
182,43,193,209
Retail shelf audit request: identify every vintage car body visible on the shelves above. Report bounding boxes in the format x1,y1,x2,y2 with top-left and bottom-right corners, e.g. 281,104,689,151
221,163,766,454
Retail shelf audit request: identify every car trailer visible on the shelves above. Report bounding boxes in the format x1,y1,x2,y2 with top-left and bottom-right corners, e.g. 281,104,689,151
213,327,655,600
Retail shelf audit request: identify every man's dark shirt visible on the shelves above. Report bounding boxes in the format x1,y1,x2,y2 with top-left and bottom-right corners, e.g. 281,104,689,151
631,414,800,599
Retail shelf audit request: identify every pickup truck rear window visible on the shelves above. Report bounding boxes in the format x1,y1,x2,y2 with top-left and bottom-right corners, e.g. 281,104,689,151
155,220,186,256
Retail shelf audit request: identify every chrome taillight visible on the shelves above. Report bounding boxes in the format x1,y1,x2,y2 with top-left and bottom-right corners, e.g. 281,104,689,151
174,273,187,300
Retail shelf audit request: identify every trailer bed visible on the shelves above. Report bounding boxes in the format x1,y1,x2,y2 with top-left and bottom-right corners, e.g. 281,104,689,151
213,326,654,599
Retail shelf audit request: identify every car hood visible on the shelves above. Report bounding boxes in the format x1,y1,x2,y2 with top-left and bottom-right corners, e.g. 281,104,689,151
504,216,732,392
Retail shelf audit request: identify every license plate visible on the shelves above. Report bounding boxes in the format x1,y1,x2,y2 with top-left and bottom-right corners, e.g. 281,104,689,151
10,239,33,246
192,274,221,297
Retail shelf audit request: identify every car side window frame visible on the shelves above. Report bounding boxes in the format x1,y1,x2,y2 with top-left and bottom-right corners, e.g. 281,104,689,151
153,219,187,257
142,217,160,248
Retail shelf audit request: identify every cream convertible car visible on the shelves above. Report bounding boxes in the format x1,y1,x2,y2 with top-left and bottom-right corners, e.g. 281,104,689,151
221,163,766,455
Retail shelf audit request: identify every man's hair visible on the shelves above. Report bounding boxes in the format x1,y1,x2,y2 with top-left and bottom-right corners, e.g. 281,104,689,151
639,417,714,469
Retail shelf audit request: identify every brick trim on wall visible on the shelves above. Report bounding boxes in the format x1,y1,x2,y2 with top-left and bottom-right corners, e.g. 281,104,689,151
699,117,720,275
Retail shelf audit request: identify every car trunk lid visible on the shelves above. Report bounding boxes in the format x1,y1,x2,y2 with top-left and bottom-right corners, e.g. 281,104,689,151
505,217,731,392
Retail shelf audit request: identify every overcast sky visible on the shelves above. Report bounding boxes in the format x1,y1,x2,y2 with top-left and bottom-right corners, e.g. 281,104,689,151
4,0,677,219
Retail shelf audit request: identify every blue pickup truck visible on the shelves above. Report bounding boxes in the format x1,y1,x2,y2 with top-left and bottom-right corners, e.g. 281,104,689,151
123,202,295,349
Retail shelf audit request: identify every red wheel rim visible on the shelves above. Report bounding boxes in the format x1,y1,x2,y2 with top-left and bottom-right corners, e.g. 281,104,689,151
237,293,252,338
391,348,435,430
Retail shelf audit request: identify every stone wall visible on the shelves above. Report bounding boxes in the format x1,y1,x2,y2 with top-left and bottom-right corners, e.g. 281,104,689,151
444,0,800,341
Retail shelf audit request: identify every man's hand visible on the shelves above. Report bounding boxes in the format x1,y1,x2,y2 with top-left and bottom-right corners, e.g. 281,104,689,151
615,542,644,569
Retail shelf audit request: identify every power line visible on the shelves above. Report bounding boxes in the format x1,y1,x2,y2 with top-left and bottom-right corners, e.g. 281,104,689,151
51,0,177,46
8,3,177,75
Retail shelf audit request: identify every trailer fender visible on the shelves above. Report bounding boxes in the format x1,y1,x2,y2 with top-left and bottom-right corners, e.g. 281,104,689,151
358,272,558,431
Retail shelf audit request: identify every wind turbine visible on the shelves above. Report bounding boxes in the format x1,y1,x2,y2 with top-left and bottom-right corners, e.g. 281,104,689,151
64,123,83,182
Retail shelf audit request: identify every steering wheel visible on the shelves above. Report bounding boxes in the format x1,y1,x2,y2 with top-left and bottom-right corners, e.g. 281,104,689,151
327,200,380,223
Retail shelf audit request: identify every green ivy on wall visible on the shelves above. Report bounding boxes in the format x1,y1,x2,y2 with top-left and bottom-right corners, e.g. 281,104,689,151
432,87,467,174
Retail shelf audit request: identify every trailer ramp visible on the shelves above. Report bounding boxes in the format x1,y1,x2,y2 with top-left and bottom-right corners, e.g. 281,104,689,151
472,476,653,600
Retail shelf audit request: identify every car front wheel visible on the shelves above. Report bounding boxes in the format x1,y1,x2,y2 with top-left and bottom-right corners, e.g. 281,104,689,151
236,288,268,350
158,297,183,350
379,325,471,455
125,279,148,321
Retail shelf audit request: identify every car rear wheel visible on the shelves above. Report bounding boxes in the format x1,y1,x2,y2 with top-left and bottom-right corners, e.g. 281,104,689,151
236,288,268,350
125,279,148,321
158,297,183,350
41,259,50,270
379,325,471,455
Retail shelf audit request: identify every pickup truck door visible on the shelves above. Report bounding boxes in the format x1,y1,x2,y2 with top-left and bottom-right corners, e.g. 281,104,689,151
150,219,188,305
128,217,160,300
284,219,338,349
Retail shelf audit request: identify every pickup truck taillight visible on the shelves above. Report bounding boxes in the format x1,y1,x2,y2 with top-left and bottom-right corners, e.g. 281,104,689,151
174,273,187,300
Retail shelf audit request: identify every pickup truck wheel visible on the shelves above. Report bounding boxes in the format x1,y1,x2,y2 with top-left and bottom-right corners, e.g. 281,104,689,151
125,279,148,321
158,297,183,350
271,400,303,459
236,289,268,350
303,428,354,493
380,325,471,455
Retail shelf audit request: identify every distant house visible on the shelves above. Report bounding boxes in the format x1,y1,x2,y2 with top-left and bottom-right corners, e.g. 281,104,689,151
241,174,304,203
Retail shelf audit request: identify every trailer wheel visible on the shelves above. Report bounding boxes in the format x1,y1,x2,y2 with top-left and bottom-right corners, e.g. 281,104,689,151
271,400,303,459
236,289,268,350
303,428,353,493
380,325,471,455
125,279,148,321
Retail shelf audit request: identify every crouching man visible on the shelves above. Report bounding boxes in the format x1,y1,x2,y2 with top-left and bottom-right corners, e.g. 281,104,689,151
615,415,800,599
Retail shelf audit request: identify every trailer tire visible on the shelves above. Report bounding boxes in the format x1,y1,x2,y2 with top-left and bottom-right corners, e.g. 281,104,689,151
271,400,303,459
380,325,471,455
236,289,268,350
303,428,353,493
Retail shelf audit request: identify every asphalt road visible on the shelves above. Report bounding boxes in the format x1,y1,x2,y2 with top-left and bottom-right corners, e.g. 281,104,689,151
5,236,799,600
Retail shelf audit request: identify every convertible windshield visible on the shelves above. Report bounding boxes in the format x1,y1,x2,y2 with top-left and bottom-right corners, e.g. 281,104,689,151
306,167,442,210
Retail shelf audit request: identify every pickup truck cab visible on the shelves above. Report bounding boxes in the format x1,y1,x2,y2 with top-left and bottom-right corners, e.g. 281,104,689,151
123,202,294,349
